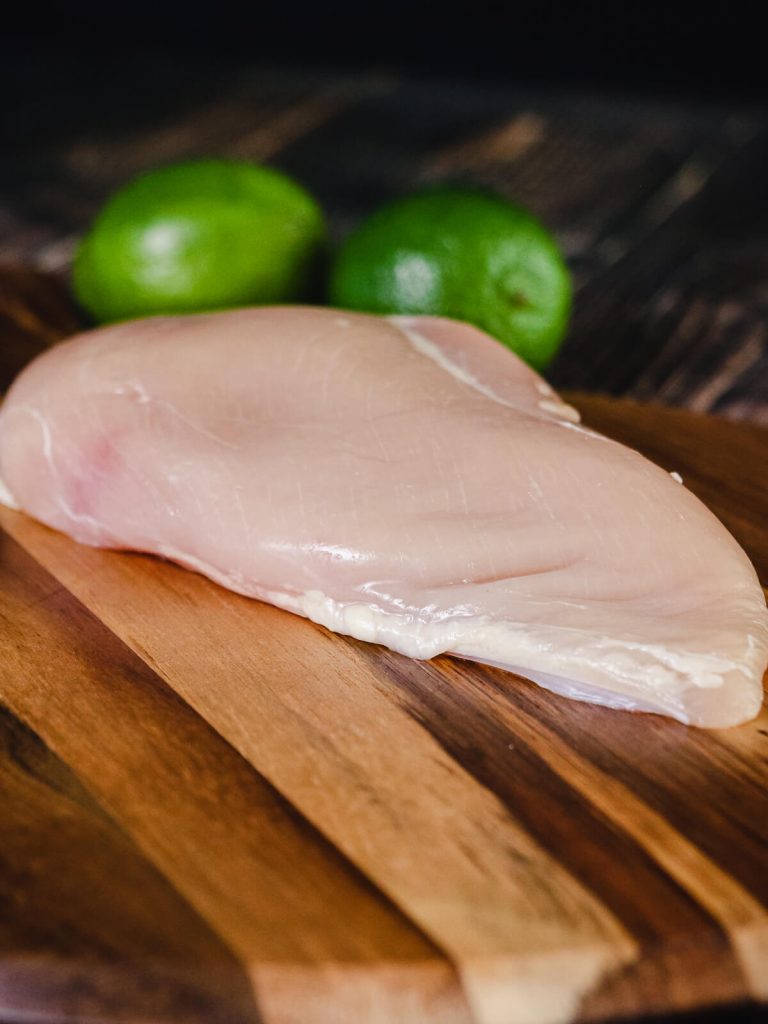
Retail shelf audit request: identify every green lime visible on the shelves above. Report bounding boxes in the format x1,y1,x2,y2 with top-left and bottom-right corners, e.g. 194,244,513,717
73,159,326,322
329,187,571,370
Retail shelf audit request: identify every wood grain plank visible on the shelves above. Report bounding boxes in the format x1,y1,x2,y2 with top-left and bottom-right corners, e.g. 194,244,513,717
0,532,469,1024
551,129,768,420
420,106,728,271
360,645,765,1016
449,664,768,1016
63,87,341,187
275,81,580,238
0,509,636,1024
354,389,768,1011
0,706,260,1024
472,659,768,960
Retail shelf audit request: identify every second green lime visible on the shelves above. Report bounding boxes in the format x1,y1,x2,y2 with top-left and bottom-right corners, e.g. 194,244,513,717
329,187,571,370
74,159,326,323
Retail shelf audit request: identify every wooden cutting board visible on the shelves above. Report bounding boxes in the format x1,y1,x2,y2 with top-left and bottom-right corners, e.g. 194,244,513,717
1,271,767,1024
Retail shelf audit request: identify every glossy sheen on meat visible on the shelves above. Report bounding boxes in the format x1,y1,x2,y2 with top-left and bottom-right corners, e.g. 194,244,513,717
1,307,766,727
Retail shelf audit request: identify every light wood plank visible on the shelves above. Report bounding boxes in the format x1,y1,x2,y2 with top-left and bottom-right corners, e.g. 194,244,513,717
0,531,470,1024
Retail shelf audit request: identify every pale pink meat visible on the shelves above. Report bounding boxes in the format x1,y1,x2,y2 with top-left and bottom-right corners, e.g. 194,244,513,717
1,307,766,726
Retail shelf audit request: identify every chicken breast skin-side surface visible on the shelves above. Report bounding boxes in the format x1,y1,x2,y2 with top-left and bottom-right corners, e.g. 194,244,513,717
1,307,766,727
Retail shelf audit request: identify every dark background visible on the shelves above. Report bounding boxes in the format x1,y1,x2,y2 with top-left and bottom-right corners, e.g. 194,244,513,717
2,3,767,99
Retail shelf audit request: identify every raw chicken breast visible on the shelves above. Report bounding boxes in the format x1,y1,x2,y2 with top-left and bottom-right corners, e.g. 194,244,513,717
1,307,766,727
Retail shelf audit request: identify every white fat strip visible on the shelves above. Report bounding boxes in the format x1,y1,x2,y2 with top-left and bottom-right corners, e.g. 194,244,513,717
388,315,582,424
538,398,581,423
0,473,19,510
388,315,522,410
274,588,768,728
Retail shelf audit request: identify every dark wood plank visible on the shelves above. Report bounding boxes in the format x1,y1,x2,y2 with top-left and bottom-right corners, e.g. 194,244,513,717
0,706,260,1024
353,647,749,1022
276,80,755,260
551,130,768,423
0,269,81,388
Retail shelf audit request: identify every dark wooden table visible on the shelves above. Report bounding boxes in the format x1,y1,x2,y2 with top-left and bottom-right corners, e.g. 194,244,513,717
3,54,768,423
